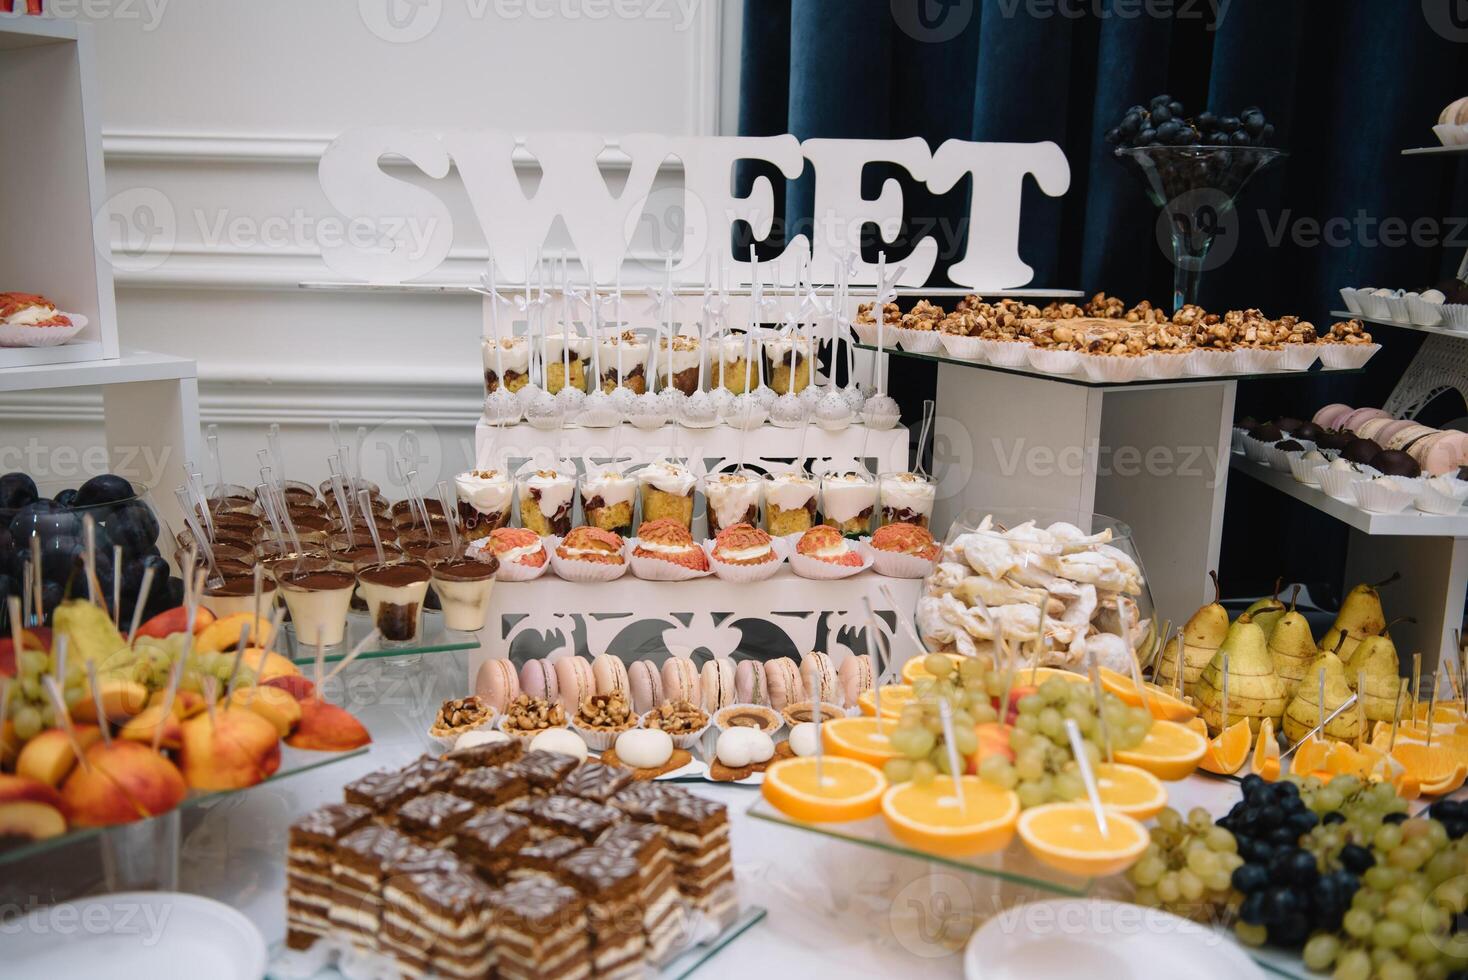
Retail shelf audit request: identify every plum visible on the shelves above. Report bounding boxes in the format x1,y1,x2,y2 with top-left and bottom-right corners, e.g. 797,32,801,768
9,500,78,542
53,488,78,507
73,474,135,509
0,473,37,511
103,501,160,556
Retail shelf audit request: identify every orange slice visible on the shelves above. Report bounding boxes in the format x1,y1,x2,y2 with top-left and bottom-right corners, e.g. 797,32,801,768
1390,742,1462,786
1112,720,1207,781
1421,766,1468,796
858,684,914,720
762,756,887,823
1252,717,1281,781
1198,718,1251,776
1089,762,1167,820
822,716,902,768
880,775,1019,857
1325,741,1373,780
1023,667,1088,686
1098,667,1198,722
1016,802,1149,878
1290,734,1331,779
901,654,968,684
1185,716,1208,738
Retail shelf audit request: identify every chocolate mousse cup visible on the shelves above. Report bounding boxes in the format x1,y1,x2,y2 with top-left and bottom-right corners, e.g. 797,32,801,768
278,569,357,647
355,560,433,644
428,554,499,631
201,574,278,619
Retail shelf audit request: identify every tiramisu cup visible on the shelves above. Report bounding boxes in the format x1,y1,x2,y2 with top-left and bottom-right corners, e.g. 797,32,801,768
763,336,813,395
598,330,651,395
483,336,532,394
703,471,762,536
518,469,576,537
278,569,357,647
657,334,702,395
579,469,637,536
717,334,756,395
763,472,818,536
879,471,937,528
638,460,697,530
429,555,499,631
454,469,513,539
354,560,433,644
201,575,278,619
820,471,878,535
544,332,592,394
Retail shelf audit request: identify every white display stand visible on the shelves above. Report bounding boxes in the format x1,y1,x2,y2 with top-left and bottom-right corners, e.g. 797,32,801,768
0,15,119,368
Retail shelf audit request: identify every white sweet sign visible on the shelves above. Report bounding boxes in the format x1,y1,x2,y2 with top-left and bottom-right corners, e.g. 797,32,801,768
317,129,1069,289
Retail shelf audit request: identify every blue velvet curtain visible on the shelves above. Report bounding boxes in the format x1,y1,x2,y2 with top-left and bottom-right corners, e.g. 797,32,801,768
738,0,1468,601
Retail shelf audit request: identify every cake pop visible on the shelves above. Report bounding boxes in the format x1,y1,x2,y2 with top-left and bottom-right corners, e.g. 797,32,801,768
771,392,805,427
483,388,522,425
680,390,718,428
656,385,687,417
725,393,767,429
815,390,853,430
862,394,901,429
710,386,737,420
555,384,586,416
630,391,669,429
841,382,868,415
609,386,638,416
526,390,563,430
578,389,618,427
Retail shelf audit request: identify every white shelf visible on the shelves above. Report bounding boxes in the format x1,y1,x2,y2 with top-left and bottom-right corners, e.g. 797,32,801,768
0,341,105,371
1331,309,1467,341
0,349,195,393
1230,454,1468,537
1402,145,1468,156
0,13,79,47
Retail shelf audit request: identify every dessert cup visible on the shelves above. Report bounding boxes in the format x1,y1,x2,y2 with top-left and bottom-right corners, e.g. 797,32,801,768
200,574,278,619
638,460,696,531
278,568,357,647
716,334,758,395
703,470,762,536
454,469,514,539
544,332,592,394
820,471,878,535
579,469,637,536
326,538,403,572
518,468,576,537
657,334,702,395
280,480,319,505
354,559,433,644
763,472,818,536
763,336,813,395
598,330,651,395
879,472,937,529
483,336,532,394
429,554,499,631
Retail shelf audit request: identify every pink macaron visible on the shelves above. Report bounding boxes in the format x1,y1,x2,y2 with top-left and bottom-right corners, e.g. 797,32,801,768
1386,423,1437,452
1355,417,1397,443
1426,430,1468,475
734,659,769,706
1374,419,1422,448
837,654,875,707
1313,404,1353,429
1410,429,1453,472
519,658,559,703
1343,407,1391,432
627,660,663,714
591,653,631,699
474,659,521,714
799,652,840,707
661,657,700,707
700,659,736,711
554,655,595,716
764,657,805,712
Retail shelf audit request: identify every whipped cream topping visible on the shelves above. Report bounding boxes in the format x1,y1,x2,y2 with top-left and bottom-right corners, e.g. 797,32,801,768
821,473,877,523
522,470,575,515
705,474,761,527
455,469,512,514
763,336,813,364
880,472,936,514
482,337,531,373
765,473,818,511
498,542,544,562
598,333,650,373
718,544,771,562
544,332,592,360
639,461,696,496
583,470,636,506
637,539,693,555
7,303,60,326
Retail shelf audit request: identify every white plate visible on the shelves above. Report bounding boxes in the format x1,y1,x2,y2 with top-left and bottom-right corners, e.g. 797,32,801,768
8,891,266,980
964,899,1263,980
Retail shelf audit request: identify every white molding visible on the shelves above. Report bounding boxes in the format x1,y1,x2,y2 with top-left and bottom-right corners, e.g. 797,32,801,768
692,0,722,136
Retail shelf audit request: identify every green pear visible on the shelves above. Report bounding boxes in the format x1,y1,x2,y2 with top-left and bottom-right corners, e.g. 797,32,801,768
1196,614,1288,735
1283,649,1360,743
1155,571,1229,698
1323,574,1398,663
1269,588,1316,698
1245,578,1287,638
1348,634,1404,724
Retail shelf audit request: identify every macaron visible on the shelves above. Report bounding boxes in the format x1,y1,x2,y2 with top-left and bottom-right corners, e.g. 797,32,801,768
734,659,769,706
1313,404,1353,429
1343,408,1391,432
700,659,736,711
474,659,521,714
837,654,875,707
1381,421,1433,451
661,657,700,707
627,660,663,715
519,658,558,703
554,655,595,716
592,653,631,699
799,652,840,707
1428,431,1468,475
764,657,805,712
1355,417,1397,443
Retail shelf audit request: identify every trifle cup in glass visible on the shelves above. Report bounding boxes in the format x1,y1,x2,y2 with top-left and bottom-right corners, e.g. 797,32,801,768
878,471,937,529
545,332,592,394
518,468,576,537
354,559,433,644
657,333,702,395
703,471,762,536
201,574,278,619
598,330,651,395
716,333,758,395
426,549,499,632
278,568,357,647
579,469,637,536
454,468,514,539
763,335,814,395
820,471,878,536
638,459,697,531
483,336,532,394
764,471,819,536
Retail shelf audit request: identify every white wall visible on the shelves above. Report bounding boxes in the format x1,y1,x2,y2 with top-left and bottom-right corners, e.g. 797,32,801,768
2,0,744,499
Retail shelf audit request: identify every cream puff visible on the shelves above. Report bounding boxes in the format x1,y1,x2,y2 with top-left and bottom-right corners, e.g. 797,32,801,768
633,519,708,572
592,653,631,699
764,657,805,712
700,659,736,711
474,658,520,714
627,660,663,715
799,652,840,707
555,526,625,565
870,522,939,561
554,655,595,716
489,527,548,568
711,523,777,566
796,525,863,567
661,657,700,707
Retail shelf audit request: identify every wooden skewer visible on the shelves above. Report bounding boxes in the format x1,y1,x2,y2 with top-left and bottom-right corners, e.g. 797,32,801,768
87,662,111,746
41,676,91,772
152,655,184,754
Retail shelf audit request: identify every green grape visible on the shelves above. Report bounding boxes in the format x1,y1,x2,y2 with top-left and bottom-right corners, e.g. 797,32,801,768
891,726,936,759
11,705,42,740
972,702,998,724
1342,908,1373,938
1302,933,1341,971
1373,920,1410,950
18,650,48,678
1202,868,1231,892
1332,949,1371,980
1014,750,1045,781
923,653,954,678
1176,868,1204,902
883,759,915,783
1204,827,1236,852
1156,808,1182,833
1015,781,1048,808
1234,922,1267,947
1155,872,1180,903
1186,847,1219,878
1129,853,1166,887
911,760,937,785
1378,959,1416,980
950,727,978,757
1052,771,1083,801
1408,932,1442,964
1016,694,1041,716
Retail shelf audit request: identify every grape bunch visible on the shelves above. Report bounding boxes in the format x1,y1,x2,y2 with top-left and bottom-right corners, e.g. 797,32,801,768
884,654,1000,786
1128,806,1244,922
1105,95,1276,150
131,634,255,696
977,676,1153,809
4,645,88,741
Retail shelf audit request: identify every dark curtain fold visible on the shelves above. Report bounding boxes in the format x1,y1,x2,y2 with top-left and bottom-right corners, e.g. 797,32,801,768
739,0,1468,602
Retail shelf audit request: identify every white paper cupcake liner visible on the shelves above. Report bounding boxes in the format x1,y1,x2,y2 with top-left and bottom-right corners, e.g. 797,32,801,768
1242,436,1274,466
789,539,875,580
892,326,943,353
1339,288,1363,314
467,538,553,581
1147,352,1189,379
570,721,638,753
628,541,714,581
1268,442,1314,471
1317,344,1381,370
428,712,498,751
1190,349,1234,376
1318,469,1363,502
628,413,669,430
576,408,621,428
723,407,768,429
1435,123,1468,146
1406,296,1445,327
815,413,854,432
640,713,711,751
1358,293,1391,320
546,535,630,582
711,703,785,738
1081,355,1145,384
986,340,1030,368
679,413,721,429
1288,455,1326,487
1355,481,1416,514
938,333,987,362
1384,296,1411,323
1442,305,1468,330
495,716,569,742
1230,427,1249,455
1278,344,1320,371
866,540,937,578
703,537,787,582
860,407,901,430
851,321,880,345
0,314,88,349
1416,484,1468,515
1024,346,1080,376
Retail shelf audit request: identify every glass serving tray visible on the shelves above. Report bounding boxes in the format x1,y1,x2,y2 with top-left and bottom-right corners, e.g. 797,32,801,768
745,796,1092,896
282,610,480,665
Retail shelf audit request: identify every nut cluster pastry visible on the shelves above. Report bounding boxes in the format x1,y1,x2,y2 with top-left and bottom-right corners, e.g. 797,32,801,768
642,700,708,736
576,692,636,732
430,696,494,738
502,694,567,733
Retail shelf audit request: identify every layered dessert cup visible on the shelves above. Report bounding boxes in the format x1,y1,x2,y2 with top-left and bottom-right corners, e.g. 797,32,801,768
580,469,637,536
201,575,277,619
656,334,702,395
518,469,576,537
326,538,403,573
879,471,937,528
638,460,696,530
544,332,592,394
764,471,818,536
598,330,651,395
454,469,513,539
820,471,878,535
429,555,499,632
483,336,532,394
716,334,756,394
355,560,433,644
703,471,761,536
280,481,319,505
764,336,813,395
278,569,357,647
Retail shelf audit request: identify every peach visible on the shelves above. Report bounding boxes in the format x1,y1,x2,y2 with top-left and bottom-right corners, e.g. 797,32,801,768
70,678,150,723
134,605,216,640
0,774,68,841
118,705,184,751
286,699,370,752
147,689,206,720
226,686,301,737
1,719,17,767
262,674,315,702
16,726,103,787
179,709,282,791
62,741,186,827
195,613,273,654
239,647,300,683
